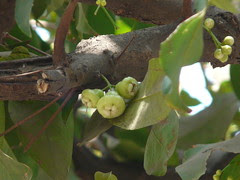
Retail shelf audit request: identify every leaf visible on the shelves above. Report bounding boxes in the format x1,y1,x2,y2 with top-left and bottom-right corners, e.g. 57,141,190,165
32,0,48,19
220,154,240,180
94,171,118,180
209,0,240,14
15,0,34,37
160,9,205,113
193,0,208,12
75,3,98,35
78,111,112,146
8,101,74,180
230,65,240,100
0,149,32,180
110,58,171,130
47,0,65,12
176,134,240,180
144,111,179,176
178,93,238,149
180,90,201,106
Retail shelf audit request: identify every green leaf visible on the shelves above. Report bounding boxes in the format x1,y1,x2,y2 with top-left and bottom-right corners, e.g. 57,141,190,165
178,93,238,149
193,0,208,12
180,90,201,106
0,149,32,180
144,111,179,176
176,134,240,180
47,0,65,12
110,58,171,130
8,101,74,180
79,111,112,146
15,0,34,37
94,171,118,180
220,154,240,180
230,65,240,100
32,0,48,19
75,3,98,35
160,9,205,113
209,0,240,14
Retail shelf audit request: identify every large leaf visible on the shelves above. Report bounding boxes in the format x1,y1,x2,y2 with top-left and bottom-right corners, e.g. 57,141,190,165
230,65,240,100
209,0,240,14
220,154,240,179
8,101,74,180
160,10,205,113
110,58,171,130
32,0,48,19
78,111,112,146
176,134,240,180
0,149,32,180
178,93,238,149
15,0,34,37
75,3,98,35
144,111,179,176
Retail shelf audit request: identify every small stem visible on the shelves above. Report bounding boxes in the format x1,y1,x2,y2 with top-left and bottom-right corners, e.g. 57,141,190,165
101,7,118,30
204,26,221,48
101,74,113,88
3,33,50,56
94,5,101,15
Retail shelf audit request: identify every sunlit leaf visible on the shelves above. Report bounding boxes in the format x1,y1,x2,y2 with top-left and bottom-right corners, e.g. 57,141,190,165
15,0,33,37
176,134,240,180
220,154,240,180
144,111,179,176
110,58,171,130
209,0,240,14
8,101,74,180
160,9,205,113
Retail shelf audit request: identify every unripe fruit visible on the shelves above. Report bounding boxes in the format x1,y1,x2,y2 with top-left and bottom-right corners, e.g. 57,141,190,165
204,18,215,29
94,171,117,180
81,89,104,108
115,77,139,99
219,54,228,63
221,45,232,55
222,36,234,46
214,49,224,60
97,91,125,119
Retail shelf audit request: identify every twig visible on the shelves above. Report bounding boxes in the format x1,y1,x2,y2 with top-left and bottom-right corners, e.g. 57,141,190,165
3,32,50,56
24,88,76,152
0,93,65,137
52,0,78,67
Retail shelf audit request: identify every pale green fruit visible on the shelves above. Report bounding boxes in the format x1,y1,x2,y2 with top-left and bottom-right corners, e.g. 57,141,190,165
214,49,224,60
222,36,234,46
221,45,232,55
94,171,118,180
97,92,125,119
11,46,30,54
115,77,139,99
219,54,228,63
204,18,215,29
81,89,104,108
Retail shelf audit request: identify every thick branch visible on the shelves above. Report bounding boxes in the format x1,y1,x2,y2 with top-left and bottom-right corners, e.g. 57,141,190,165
78,0,184,25
0,7,239,101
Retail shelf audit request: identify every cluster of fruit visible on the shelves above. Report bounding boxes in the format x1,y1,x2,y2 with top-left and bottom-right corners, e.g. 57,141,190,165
204,18,235,63
212,169,222,180
81,77,139,119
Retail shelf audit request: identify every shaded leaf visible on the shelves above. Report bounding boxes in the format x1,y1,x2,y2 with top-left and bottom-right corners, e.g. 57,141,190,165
180,90,201,106
176,134,240,180
47,0,65,12
110,58,171,130
160,10,205,113
209,0,240,14
144,111,179,176
220,154,240,180
32,0,48,19
15,0,34,37
0,149,32,180
178,93,238,149
230,65,240,100
79,111,112,146
8,101,74,180
193,0,208,12
75,3,98,35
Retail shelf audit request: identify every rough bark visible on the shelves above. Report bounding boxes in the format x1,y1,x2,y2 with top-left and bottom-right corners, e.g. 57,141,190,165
0,5,239,101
